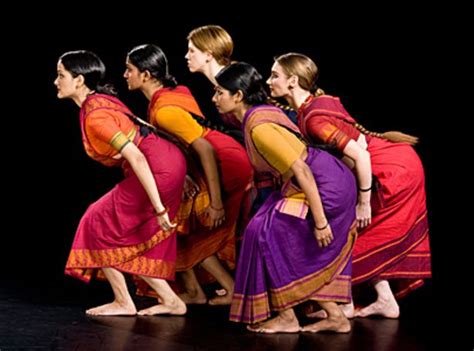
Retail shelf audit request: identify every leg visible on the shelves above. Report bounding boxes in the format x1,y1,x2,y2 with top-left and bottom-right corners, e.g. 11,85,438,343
301,301,351,333
200,255,234,305
137,276,187,316
247,308,300,334
355,279,400,318
307,300,355,319
86,268,137,316
178,269,207,304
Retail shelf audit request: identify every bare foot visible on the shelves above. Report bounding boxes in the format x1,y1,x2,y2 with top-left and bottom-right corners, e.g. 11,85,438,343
138,299,187,316
208,291,233,306
86,301,137,316
307,303,355,319
354,298,400,318
246,315,300,334
215,288,227,296
301,315,351,333
179,292,207,305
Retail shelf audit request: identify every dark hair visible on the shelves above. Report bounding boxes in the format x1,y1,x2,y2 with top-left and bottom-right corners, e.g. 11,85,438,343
126,44,177,88
59,50,117,96
215,62,268,106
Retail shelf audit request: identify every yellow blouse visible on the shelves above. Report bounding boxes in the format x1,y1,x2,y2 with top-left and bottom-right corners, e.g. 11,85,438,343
251,123,305,176
151,106,204,145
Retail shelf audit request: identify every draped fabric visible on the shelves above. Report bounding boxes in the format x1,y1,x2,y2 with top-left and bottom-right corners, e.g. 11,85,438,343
148,87,253,278
230,106,357,323
65,94,186,283
298,95,431,298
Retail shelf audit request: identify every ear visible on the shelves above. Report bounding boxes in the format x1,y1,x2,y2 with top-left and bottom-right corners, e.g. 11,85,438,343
143,70,152,82
205,51,214,63
288,75,298,89
74,74,85,89
234,90,244,103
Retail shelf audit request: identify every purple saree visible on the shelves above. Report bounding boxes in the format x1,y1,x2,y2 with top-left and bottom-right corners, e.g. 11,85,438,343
230,106,357,324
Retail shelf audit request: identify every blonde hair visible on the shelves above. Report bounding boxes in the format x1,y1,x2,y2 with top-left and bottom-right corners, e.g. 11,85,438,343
276,52,418,145
187,25,233,66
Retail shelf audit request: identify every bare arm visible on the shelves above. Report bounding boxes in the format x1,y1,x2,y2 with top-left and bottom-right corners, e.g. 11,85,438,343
190,137,225,228
342,139,372,229
290,158,333,248
120,142,175,230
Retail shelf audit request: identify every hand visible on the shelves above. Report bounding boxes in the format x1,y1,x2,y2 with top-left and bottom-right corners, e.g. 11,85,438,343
205,205,226,229
182,175,200,200
356,201,371,230
157,212,177,232
314,223,333,248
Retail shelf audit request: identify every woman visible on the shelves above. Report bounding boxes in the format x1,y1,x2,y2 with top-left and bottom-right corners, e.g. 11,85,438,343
124,44,253,306
55,50,187,316
186,25,295,212
267,53,431,318
185,24,297,126
214,62,357,333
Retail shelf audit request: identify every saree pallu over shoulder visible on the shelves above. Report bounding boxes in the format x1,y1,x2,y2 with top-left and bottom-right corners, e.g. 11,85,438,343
80,94,140,167
148,86,205,119
242,105,302,180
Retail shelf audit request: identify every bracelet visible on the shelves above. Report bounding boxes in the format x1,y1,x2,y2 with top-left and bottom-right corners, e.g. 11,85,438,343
358,186,372,192
210,204,224,211
154,206,168,217
315,221,329,230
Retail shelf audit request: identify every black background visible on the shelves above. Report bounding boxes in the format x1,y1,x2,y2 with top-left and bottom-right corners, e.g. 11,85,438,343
2,7,450,308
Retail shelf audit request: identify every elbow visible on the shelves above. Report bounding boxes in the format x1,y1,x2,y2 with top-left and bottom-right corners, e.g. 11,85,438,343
130,152,148,167
192,137,215,159
291,159,310,177
361,149,371,165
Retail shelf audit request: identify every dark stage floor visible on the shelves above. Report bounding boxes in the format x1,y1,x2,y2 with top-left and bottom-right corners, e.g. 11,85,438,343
0,279,444,350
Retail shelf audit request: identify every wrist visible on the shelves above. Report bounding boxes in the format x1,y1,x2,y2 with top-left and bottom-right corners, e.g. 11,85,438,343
315,221,329,230
154,206,168,217
358,185,372,192
210,203,224,211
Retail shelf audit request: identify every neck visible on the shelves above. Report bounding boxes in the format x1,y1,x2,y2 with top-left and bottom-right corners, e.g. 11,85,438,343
204,60,225,85
74,87,93,107
232,104,250,123
142,80,164,101
285,88,312,109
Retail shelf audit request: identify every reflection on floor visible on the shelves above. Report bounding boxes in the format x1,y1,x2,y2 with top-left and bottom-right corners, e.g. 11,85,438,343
0,280,442,350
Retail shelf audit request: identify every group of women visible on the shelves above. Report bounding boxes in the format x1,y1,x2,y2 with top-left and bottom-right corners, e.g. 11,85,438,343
54,25,431,334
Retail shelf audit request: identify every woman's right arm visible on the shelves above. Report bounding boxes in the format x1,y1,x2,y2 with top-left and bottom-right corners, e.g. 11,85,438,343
342,140,372,229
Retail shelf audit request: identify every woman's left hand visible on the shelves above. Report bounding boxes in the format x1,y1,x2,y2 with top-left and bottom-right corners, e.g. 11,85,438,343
356,201,371,230
157,212,176,232
206,206,226,229
314,224,333,248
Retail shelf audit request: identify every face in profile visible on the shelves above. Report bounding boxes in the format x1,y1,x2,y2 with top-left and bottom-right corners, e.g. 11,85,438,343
266,62,290,98
123,60,145,91
212,85,237,114
185,41,211,73
54,62,78,99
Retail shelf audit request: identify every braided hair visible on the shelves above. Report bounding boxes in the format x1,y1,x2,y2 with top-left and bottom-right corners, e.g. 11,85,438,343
275,53,418,145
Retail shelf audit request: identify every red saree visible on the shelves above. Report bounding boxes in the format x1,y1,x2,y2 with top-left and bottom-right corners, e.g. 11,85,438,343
65,94,186,282
298,95,431,298
148,87,253,276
